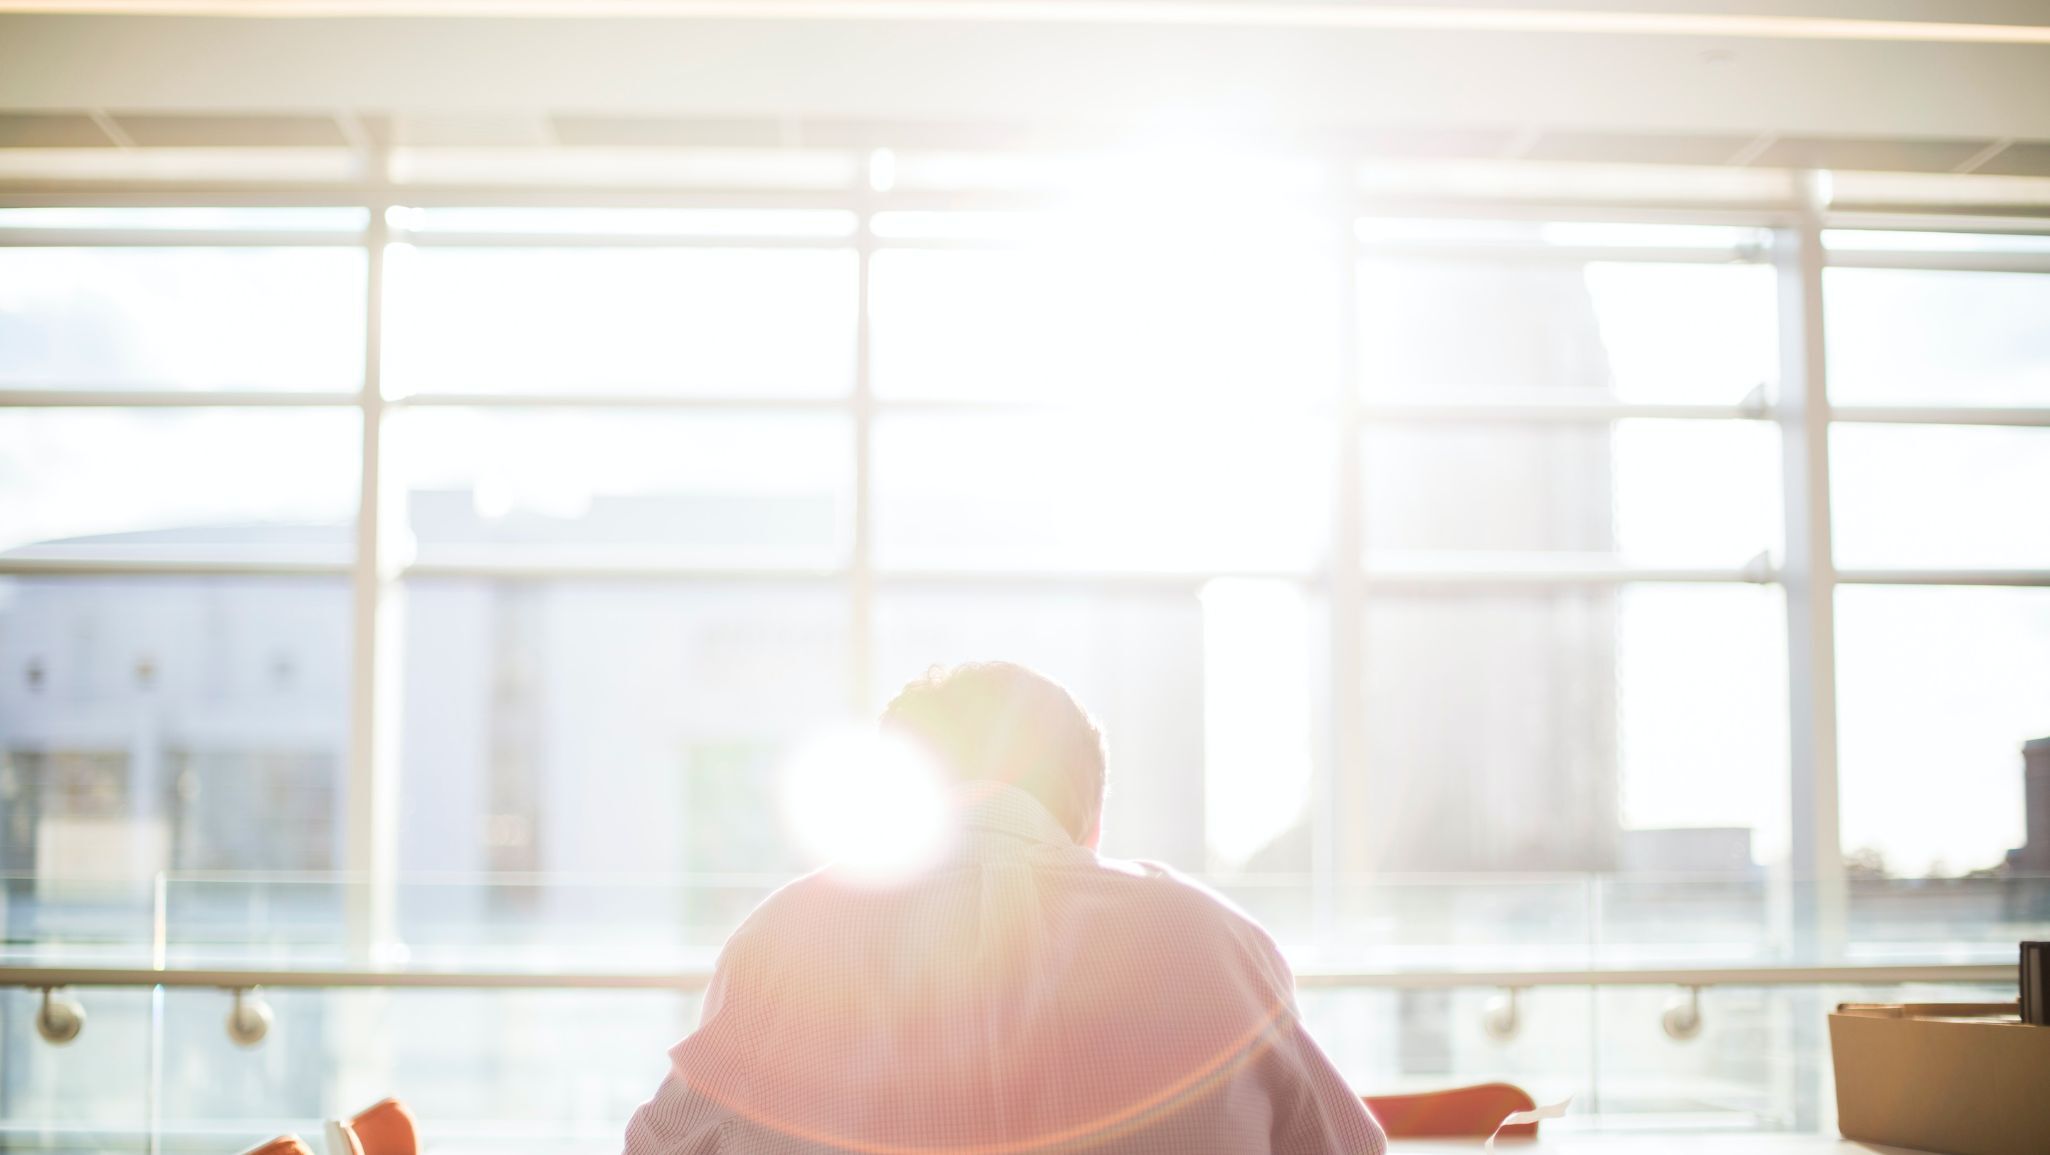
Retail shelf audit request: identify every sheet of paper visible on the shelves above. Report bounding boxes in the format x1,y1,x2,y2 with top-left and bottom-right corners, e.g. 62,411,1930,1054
1485,1096,1572,1150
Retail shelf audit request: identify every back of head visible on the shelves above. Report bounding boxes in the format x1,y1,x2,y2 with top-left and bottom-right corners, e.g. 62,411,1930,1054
881,662,1105,843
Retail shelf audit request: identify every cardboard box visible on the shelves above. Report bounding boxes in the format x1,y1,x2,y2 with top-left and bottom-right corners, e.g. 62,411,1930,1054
1831,1002,2050,1155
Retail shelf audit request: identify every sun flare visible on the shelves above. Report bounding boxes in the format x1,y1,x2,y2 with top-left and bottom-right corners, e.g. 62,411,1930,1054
779,728,955,885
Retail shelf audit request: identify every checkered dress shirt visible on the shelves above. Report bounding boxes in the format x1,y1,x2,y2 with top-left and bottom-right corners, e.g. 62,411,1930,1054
624,784,1387,1154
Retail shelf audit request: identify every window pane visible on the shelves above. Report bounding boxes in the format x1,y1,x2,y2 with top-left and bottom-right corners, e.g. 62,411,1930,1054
1364,420,1781,566
0,409,360,557
382,246,856,396
1615,585,1789,857
383,409,851,569
1831,425,2050,569
0,576,351,879
874,413,1330,572
1826,268,2050,405
1837,586,2050,876
397,578,849,951
1362,259,1775,403
870,243,1342,401
1362,585,1788,873
0,247,365,390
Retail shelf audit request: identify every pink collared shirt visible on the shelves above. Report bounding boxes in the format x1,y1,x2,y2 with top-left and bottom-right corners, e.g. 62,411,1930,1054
624,785,1387,1155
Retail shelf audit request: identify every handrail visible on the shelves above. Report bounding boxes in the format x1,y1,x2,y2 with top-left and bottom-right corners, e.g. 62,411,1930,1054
0,961,2014,993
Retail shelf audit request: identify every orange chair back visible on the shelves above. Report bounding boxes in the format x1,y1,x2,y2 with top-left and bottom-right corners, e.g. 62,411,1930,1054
238,1139,315,1155
346,1098,419,1155
1363,1082,1539,1139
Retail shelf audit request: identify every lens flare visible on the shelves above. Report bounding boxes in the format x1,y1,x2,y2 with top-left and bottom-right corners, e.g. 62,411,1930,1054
779,728,953,885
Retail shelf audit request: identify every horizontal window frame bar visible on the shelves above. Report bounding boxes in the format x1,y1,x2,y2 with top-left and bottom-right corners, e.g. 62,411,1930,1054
1824,249,2050,274
860,232,1061,251
0,228,366,248
3,211,2042,276
12,557,2045,589
1356,240,1770,266
868,396,1339,417
406,564,1315,590
10,394,2035,428
0,186,875,211
0,555,352,578
1824,210,2050,236
1361,397,1770,422
1359,198,1803,230
402,558,847,583
872,567,1316,593
0,393,1779,420
1835,568,2050,587
4,395,2037,426
0,961,2011,993
1829,404,2050,427
0,389,365,408
1,231,2036,273
390,391,849,411
0,391,1793,419
392,230,858,249
1362,561,1776,587
0,187,2043,235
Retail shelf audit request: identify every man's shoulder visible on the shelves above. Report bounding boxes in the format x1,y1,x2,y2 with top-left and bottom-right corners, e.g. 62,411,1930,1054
1075,854,1283,952
722,865,846,937
738,855,1273,947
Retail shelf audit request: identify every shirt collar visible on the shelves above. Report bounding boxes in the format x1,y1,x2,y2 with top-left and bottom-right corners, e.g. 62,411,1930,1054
955,782,1078,848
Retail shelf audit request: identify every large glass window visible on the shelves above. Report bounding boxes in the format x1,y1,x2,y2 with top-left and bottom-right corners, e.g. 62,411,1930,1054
3,193,2046,1148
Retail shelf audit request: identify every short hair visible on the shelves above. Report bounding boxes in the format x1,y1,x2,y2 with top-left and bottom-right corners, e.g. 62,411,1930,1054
880,662,1106,842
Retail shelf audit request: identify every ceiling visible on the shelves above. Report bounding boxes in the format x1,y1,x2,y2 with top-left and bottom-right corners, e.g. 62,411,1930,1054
1,3,2047,206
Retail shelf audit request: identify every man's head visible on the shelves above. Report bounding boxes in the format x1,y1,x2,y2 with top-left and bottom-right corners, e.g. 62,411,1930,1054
880,662,1106,847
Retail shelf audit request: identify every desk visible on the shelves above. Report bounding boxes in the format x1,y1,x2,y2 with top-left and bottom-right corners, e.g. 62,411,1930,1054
1394,1137,1926,1154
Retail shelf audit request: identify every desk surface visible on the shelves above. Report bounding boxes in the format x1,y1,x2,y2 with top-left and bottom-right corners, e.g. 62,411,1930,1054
1394,1136,1924,1153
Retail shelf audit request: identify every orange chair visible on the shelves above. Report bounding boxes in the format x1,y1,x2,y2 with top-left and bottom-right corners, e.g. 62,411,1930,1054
1364,1082,1540,1140
238,1139,315,1155
325,1098,420,1155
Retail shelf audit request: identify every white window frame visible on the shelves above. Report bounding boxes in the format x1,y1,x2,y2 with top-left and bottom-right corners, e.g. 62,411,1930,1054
3,165,2048,972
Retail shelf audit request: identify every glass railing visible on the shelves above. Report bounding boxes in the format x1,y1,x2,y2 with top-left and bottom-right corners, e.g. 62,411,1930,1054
3,871,2039,1153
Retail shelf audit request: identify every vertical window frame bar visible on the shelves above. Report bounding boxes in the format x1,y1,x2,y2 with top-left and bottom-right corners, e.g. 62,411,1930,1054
1327,169,1366,945
1775,169,1848,1132
346,190,398,962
